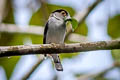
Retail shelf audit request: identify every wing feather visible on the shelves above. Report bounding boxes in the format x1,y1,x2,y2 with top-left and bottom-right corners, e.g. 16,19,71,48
43,22,49,44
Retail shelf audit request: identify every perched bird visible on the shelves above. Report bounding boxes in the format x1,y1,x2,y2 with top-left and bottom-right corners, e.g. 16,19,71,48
43,9,71,71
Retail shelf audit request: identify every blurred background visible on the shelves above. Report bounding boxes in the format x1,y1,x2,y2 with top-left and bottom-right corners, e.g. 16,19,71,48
0,0,120,80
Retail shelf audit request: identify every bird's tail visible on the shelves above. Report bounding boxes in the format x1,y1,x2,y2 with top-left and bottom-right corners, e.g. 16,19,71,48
51,54,63,71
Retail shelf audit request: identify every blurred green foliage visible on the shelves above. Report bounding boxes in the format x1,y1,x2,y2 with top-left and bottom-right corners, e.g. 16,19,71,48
108,14,120,62
2,0,15,24
0,0,119,79
0,57,20,79
60,53,78,59
0,0,16,79
30,3,88,59
0,33,43,79
30,3,75,26
75,22,88,36
0,33,15,46
0,33,42,46
108,14,120,38
112,50,120,62
0,2,80,79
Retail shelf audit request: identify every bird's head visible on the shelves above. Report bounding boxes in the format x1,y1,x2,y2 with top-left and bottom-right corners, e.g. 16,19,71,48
50,9,71,22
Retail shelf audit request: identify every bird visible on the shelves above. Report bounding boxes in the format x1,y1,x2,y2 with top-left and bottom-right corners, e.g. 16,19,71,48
43,9,71,71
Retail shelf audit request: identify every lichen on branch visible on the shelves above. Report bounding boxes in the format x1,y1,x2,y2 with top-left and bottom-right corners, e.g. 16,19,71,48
0,40,120,57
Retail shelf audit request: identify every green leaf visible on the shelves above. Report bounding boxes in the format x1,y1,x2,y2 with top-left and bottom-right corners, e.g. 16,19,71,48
66,20,88,36
29,3,75,26
0,56,20,79
60,53,79,59
112,50,120,62
0,32,43,46
67,18,78,31
71,18,78,31
108,14,120,38
0,32,43,79
76,22,88,36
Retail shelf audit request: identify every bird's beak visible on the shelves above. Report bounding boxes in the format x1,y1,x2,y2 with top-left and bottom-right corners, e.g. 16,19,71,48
64,16,72,22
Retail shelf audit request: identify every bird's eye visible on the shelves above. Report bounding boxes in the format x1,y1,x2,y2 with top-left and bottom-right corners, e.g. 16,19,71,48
61,11,66,16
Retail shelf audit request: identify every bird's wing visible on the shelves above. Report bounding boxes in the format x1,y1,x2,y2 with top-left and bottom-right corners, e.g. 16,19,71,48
43,21,63,71
43,21,48,44
43,22,48,57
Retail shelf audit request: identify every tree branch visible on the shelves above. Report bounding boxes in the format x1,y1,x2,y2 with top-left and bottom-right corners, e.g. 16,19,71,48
0,0,103,40
0,40,120,57
76,0,102,27
65,0,103,38
20,0,103,79
0,23,44,35
0,0,6,23
77,62,120,80
0,23,88,42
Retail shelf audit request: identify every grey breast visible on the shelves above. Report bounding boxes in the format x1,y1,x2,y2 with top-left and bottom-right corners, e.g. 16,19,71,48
46,17,66,44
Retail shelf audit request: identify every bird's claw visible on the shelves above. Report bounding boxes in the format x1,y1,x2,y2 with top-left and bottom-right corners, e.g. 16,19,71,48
51,43,56,45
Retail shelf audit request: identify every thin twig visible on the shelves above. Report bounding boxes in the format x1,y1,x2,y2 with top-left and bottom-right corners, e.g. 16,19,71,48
21,56,44,80
0,23,88,42
77,62,120,80
65,0,103,38
76,0,102,27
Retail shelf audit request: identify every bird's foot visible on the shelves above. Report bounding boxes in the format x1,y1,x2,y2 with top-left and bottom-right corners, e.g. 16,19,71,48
51,43,58,48
51,43,56,45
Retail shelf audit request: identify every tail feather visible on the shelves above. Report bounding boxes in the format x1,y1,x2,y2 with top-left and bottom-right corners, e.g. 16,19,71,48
54,62,63,71
51,54,63,71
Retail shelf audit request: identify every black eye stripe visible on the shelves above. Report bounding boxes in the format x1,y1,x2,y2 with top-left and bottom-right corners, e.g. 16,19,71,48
52,9,68,16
